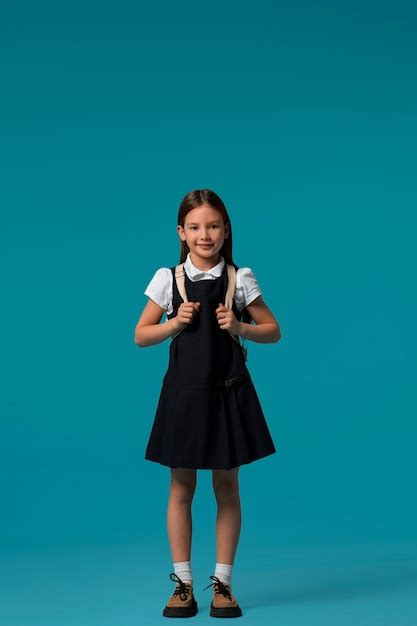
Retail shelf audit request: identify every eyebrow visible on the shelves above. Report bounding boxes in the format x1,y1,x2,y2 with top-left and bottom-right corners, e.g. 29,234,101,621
187,220,221,225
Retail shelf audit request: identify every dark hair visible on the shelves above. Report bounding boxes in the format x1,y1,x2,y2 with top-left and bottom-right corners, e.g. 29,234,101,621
177,189,236,267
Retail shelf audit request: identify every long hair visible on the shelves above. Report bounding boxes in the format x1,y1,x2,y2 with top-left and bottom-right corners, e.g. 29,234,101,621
177,189,252,323
177,189,236,268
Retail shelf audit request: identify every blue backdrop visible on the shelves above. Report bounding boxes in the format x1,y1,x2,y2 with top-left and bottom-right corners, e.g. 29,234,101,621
1,1,416,624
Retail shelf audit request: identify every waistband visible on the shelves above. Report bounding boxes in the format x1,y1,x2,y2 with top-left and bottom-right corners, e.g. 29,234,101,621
163,372,250,391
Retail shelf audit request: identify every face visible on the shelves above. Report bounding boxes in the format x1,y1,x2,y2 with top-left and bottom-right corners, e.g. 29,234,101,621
178,204,229,265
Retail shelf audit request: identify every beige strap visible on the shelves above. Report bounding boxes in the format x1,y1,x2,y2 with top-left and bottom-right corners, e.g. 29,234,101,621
174,264,188,303
224,265,242,347
224,264,236,309
171,264,187,339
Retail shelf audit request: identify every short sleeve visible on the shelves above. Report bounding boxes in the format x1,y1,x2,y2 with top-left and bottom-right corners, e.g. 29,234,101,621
235,267,262,311
144,267,172,312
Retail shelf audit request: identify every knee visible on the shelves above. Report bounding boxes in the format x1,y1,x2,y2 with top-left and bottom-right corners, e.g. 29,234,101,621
212,477,240,503
169,473,197,504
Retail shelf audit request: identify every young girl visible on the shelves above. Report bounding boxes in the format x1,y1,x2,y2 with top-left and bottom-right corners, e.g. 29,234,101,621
134,189,281,619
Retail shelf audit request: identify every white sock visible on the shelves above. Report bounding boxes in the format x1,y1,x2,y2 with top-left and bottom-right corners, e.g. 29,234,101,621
173,560,193,585
214,562,233,587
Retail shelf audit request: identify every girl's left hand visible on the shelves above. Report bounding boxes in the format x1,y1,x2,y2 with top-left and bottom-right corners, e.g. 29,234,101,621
215,303,240,336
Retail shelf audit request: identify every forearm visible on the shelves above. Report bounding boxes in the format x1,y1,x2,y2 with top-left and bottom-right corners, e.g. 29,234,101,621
135,317,180,347
238,321,280,344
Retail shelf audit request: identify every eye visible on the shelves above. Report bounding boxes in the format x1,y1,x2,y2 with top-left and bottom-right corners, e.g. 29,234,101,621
187,224,220,230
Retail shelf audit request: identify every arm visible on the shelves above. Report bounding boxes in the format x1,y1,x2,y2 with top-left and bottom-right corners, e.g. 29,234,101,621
134,299,181,347
134,298,201,347
238,296,281,344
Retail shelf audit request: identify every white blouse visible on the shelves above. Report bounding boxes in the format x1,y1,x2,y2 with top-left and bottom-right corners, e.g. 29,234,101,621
144,252,262,318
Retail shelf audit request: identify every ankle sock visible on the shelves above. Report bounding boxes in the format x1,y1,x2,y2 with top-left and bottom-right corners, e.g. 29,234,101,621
214,562,233,587
173,560,193,585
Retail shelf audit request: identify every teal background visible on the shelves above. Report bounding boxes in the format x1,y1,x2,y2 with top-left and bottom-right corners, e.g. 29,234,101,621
1,0,416,624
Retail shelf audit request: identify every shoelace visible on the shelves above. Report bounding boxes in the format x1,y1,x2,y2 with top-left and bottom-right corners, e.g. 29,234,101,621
169,572,191,601
203,575,233,600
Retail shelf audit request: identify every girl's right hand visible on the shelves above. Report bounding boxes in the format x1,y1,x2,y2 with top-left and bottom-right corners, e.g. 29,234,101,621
175,301,201,329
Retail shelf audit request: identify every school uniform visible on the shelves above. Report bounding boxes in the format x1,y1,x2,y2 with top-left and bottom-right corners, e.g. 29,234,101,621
143,252,277,470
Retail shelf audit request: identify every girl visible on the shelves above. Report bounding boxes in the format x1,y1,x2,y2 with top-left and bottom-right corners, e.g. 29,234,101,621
134,189,281,618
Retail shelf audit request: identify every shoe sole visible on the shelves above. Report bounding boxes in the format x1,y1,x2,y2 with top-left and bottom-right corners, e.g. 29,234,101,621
163,597,198,617
210,601,242,618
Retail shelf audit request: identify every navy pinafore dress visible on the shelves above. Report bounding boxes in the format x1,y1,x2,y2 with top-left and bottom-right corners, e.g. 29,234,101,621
144,262,277,470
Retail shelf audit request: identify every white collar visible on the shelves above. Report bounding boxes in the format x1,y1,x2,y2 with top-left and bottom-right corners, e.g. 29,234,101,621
184,252,225,280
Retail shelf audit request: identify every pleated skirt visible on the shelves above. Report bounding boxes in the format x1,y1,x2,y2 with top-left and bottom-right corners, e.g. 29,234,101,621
144,374,277,470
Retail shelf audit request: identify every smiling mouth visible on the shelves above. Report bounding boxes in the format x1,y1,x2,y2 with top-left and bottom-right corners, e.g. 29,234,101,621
199,244,214,247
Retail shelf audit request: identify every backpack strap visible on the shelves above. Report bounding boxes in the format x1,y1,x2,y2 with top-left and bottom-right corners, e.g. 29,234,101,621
170,264,187,340
174,264,188,303
224,264,236,310
226,266,248,361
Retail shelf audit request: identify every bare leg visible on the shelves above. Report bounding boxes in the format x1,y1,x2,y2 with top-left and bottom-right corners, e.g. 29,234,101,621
167,467,197,562
212,467,241,564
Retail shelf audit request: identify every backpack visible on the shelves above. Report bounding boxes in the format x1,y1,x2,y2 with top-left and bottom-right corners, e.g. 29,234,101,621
171,263,251,362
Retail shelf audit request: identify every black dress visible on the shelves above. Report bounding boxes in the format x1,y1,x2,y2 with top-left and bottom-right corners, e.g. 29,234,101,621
144,262,277,470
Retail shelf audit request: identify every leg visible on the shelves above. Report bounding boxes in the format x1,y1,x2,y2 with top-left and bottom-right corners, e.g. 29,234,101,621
167,467,197,562
212,467,241,564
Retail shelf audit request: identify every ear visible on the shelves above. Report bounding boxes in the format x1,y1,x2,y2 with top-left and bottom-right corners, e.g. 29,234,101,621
177,224,186,241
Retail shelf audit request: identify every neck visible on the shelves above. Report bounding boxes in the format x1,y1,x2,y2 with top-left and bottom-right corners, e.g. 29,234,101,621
189,251,221,271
